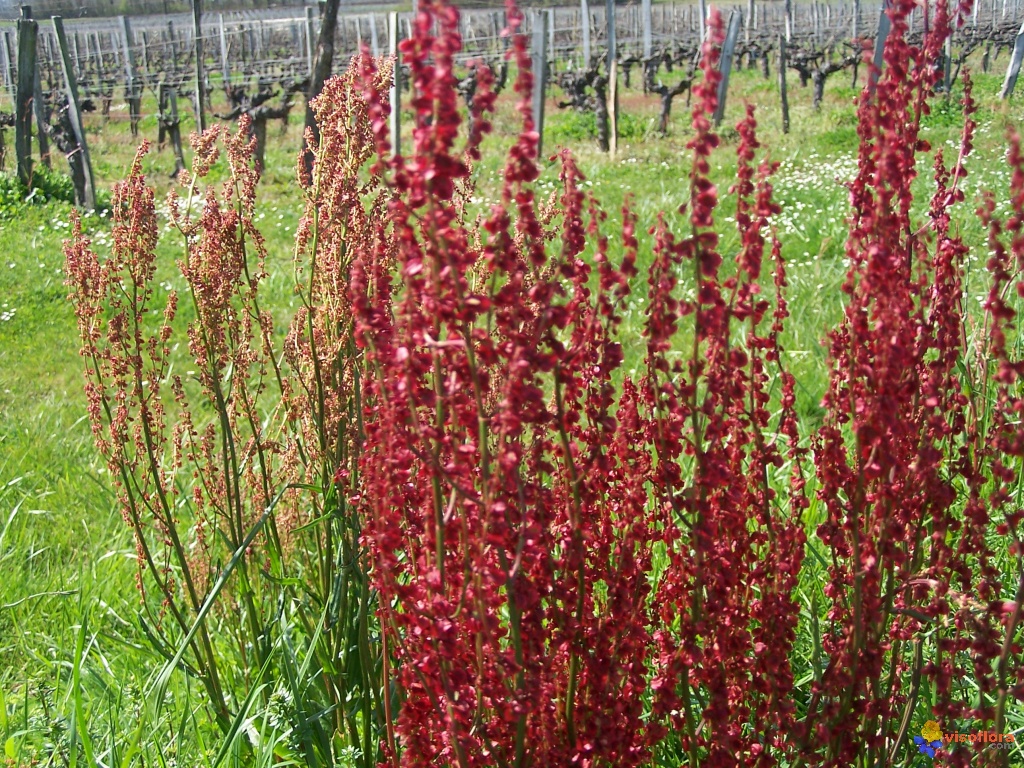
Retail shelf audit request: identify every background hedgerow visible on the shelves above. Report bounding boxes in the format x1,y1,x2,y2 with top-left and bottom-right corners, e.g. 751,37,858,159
0,0,1020,765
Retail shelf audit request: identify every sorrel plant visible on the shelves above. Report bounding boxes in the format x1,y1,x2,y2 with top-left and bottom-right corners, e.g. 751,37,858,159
65,0,1023,765
65,62,392,767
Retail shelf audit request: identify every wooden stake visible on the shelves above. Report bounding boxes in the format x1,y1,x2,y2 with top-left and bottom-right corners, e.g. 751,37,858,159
389,10,400,157
532,9,548,157
163,82,186,177
168,21,178,78
778,33,790,134
140,31,149,77
581,0,591,67
606,0,616,71
869,1,891,95
219,14,230,93
606,0,617,155
608,58,617,157
24,8,49,170
548,7,555,68
305,7,315,77
0,32,13,108
192,0,206,132
1000,19,1024,98
15,5,37,186
119,16,141,135
53,15,96,209
714,10,741,127
943,31,952,97
642,0,652,58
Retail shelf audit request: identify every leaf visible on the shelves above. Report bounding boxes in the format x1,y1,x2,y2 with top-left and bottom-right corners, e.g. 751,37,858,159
70,618,97,768
211,649,277,768
119,714,146,768
147,487,287,718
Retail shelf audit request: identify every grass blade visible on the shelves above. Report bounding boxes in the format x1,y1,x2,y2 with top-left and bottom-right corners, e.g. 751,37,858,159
71,617,98,768
147,488,287,717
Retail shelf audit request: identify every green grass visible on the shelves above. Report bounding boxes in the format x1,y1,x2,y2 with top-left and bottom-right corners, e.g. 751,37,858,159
1,52,1023,766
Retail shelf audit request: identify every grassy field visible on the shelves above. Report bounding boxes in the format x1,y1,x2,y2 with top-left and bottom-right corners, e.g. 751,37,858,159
1,54,1022,766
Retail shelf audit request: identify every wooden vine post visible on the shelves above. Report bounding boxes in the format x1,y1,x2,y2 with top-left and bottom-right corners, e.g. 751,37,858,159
642,0,652,59
581,0,591,67
1,33,14,107
1000,19,1024,98
167,20,178,79
547,8,555,75
119,16,141,136
192,0,206,132
304,0,341,174
608,60,617,157
713,9,741,127
140,30,150,75
531,9,548,157
389,10,400,157
305,7,315,77
943,32,952,96
159,81,186,177
15,5,37,186
778,33,790,133
851,0,861,86
869,0,891,95
28,6,50,170
218,14,230,96
606,0,617,156
53,16,96,209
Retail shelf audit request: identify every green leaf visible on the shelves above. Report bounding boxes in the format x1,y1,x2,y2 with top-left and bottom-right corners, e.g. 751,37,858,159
211,648,277,768
119,714,146,768
148,487,288,718
71,618,97,768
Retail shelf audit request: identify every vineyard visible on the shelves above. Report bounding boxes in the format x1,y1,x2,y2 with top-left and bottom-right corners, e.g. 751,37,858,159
2,0,1024,766
5,0,1024,199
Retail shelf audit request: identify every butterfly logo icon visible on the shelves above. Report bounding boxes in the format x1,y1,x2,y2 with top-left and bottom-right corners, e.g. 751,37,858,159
914,720,944,758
